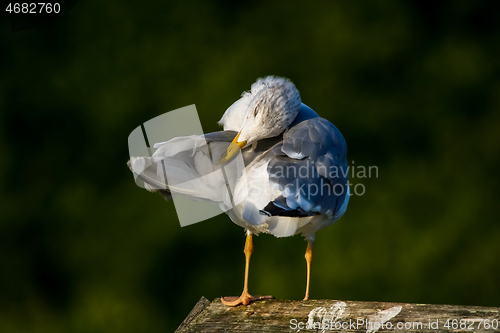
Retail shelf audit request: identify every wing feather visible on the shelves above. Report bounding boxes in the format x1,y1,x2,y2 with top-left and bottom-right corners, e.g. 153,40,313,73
265,117,349,219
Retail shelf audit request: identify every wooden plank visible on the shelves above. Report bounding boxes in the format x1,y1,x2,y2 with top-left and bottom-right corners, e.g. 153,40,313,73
176,297,500,332
175,296,211,333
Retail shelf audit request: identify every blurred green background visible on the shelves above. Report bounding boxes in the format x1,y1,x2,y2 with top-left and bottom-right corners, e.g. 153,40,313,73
1,1,499,332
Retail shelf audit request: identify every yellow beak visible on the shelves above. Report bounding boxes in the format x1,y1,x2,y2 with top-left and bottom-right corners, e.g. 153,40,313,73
217,132,247,164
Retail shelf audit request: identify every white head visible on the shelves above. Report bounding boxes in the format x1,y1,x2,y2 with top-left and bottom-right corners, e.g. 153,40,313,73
238,76,301,144
219,76,301,163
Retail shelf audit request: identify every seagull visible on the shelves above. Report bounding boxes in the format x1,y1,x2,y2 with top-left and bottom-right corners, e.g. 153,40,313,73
128,76,350,307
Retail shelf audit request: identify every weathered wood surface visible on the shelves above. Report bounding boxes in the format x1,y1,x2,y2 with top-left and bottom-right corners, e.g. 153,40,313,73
176,297,500,332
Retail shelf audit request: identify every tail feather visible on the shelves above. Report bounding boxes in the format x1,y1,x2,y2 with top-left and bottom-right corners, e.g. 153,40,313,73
127,133,240,206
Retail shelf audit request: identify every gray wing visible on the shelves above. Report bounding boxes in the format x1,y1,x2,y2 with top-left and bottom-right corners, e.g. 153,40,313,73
203,130,238,143
264,117,349,218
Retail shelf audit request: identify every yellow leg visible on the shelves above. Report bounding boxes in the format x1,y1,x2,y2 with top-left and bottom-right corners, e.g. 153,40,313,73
221,232,274,306
303,240,314,301
241,231,253,296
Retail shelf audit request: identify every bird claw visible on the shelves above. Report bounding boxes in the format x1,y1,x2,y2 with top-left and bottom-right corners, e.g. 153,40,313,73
221,293,274,306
